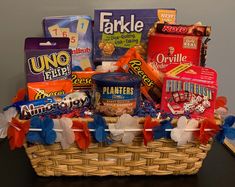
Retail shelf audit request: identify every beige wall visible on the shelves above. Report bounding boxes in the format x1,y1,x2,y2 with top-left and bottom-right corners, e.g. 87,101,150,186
0,0,234,111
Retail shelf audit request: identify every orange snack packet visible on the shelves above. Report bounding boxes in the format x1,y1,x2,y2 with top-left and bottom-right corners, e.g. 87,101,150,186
72,71,97,90
27,79,73,101
116,48,163,103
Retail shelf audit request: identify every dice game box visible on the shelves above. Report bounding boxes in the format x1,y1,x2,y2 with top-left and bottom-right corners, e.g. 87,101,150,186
161,64,218,119
93,9,177,62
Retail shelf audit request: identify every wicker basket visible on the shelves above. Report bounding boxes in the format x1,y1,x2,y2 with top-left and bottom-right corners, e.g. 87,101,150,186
24,136,212,176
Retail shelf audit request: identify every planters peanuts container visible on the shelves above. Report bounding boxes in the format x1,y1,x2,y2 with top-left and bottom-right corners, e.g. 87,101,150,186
92,72,141,116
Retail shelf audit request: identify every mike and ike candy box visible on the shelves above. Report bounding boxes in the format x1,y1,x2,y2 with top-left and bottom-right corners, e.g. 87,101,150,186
43,15,94,71
94,9,177,62
161,64,218,119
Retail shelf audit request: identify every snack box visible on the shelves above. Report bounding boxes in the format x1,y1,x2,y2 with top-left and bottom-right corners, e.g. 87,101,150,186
161,64,217,119
147,33,202,72
43,15,94,71
25,37,72,83
94,9,177,62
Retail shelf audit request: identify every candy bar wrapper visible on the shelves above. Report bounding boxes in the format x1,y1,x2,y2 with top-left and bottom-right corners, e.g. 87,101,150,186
14,92,90,119
161,64,218,119
116,48,163,103
94,9,176,62
147,33,202,72
72,71,98,90
43,16,94,71
25,37,72,82
27,79,73,101
156,23,211,37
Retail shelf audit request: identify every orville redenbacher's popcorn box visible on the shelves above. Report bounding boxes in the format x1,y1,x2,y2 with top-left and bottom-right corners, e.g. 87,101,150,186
161,64,218,119
147,33,202,72
94,9,177,62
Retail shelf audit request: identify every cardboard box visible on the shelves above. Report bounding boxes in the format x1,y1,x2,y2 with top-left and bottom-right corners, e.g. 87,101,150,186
161,64,217,119
148,34,202,72
94,9,176,62
43,15,94,71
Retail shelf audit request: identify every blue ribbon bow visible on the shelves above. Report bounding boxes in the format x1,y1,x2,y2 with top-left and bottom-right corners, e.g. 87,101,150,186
216,115,235,143
27,116,56,144
88,115,112,144
153,120,173,140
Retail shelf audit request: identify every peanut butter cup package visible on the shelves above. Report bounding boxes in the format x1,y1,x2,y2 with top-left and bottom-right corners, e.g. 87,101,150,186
27,79,73,101
116,48,163,103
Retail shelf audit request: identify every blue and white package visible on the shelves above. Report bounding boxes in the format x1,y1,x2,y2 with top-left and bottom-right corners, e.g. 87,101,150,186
43,15,94,71
11,92,90,119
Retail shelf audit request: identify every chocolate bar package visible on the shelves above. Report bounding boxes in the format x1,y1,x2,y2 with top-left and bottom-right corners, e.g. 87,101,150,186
161,64,218,119
94,9,177,62
155,23,211,37
72,71,97,90
116,48,163,103
14,91,90,119
25,37,72,83
147,33,202,72
43,16,94,71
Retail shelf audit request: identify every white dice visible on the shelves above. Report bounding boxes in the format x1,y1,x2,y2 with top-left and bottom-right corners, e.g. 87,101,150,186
183,103,195,113
202,100,211,108
196,96,203,103
195,104,205,113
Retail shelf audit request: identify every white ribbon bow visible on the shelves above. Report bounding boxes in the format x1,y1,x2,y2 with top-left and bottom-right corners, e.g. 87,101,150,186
53,117,75,149
0,107,18,138
171,116,199,146
109,114,141,144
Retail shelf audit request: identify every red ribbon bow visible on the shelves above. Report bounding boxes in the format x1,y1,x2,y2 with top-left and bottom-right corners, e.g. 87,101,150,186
12,88,26,103
194,118,220,144
7,118,30,150
72,120,91,150
143,116,159,146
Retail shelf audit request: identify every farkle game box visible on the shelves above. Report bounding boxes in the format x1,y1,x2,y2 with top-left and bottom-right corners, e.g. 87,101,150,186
94,9,177,61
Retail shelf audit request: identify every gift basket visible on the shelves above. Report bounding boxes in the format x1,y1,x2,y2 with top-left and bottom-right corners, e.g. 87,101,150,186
1,8,235,177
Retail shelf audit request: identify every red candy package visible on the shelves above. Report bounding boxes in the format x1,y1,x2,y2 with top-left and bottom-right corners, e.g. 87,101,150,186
27,79,73,100
147,33,202,72
161,64,217,119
